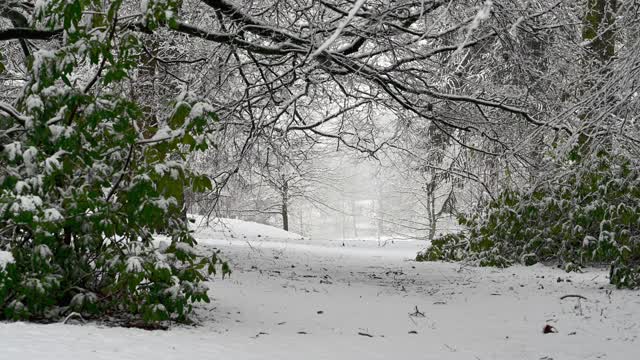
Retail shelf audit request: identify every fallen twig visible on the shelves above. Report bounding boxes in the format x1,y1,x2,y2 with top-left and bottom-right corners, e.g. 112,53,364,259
560,294,587,300
409,305,425,317
251,331,268,339
62,312,85,324
543,324,558,334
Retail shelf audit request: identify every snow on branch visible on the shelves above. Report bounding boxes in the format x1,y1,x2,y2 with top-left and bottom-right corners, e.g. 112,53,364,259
311,0,368,58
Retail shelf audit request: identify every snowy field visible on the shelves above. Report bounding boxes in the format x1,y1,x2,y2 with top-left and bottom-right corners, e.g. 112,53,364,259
1,219,639,360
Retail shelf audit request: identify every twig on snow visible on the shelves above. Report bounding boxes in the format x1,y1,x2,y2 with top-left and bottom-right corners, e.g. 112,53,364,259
409,305,425,317
62,312,86,324
560,294,587,300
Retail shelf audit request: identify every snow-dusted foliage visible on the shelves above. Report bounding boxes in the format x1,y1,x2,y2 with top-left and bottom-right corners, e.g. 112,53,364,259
418,149,640,289
0,0,228,323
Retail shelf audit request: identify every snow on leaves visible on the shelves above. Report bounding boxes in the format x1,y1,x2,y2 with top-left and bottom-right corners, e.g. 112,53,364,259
0,0,226,324
8,195,43,214
0,251,14,270
126,256,144,273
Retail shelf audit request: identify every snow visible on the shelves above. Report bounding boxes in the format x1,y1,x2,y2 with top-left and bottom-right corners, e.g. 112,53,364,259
188,102,214,120
191,216,304,242
22,146,38,174
151,197,177,212
44,151,64,174
8,195,43,214
71,293,97,308
33,0,47,16
155,260,171,271
174,242,195,255
48,124,73,141
140,0,149,13
146,126,184,143
44,208,63,222
31,50,56,84
35,244,53,258
454,0,493,56
153,163,168,175
25,95,44,112
3,141,21,161
126,257,144,273
1,218,639,359
0,251,14,269
14,181,30,194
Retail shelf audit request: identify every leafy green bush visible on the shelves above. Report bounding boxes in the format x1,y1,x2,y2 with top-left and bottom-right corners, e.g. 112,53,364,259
0,0,229,323
417,150,640,288
415,233,469,262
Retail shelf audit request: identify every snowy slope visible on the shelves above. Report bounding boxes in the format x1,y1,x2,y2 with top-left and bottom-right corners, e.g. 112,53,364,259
191,216,423,258
191,216,304,241
1,219,639,360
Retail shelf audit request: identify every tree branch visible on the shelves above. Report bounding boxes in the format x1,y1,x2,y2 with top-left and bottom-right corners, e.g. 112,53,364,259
0,27,63,41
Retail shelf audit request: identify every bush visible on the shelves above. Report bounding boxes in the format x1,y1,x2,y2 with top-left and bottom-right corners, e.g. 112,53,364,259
0,0,229,323
416,150,640,289
416,233,469,262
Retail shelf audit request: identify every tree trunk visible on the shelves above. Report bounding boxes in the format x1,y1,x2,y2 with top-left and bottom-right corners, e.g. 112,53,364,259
579,0,618,153
427,190,437,242
583,0,617,64
281,181,289,231
350,199,358,238
376,196,384,241
341,199,346,240
282,200,289,231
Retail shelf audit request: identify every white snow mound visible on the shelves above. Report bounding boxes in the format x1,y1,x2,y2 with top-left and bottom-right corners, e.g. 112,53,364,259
190,216,303,242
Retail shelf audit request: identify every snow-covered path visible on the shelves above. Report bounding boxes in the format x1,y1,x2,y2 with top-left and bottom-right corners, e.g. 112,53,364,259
1,220,639,359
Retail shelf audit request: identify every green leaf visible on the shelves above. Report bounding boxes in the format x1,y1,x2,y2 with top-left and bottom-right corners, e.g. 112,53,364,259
169,102,191,129
61,74,72,87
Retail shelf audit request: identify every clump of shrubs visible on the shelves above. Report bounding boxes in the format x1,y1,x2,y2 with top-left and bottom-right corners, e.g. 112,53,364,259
417,150,640,289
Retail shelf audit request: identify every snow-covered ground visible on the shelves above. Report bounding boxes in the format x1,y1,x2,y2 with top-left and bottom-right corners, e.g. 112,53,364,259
1,219,639,359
